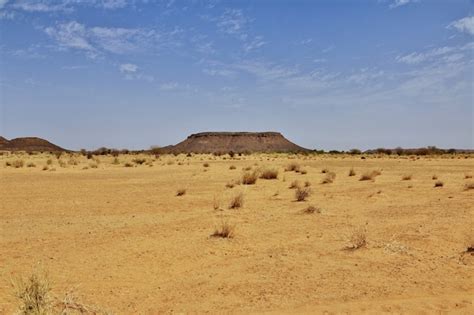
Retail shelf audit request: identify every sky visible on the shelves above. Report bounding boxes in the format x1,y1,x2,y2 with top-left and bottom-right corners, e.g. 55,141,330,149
0,0,473,151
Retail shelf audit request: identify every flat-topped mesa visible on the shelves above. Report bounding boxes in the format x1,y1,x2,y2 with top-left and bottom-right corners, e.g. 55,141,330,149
188,132,282,139
163,131,309,154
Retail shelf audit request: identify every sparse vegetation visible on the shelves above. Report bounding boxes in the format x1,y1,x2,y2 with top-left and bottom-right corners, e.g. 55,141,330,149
26,162,36,168
402,174,412,180
11,269,52,315
304,181,311,187
203,162,210,167
242,171,258,185
302,205,321,214
295,187,311,201
434,180,444,187
285,162,301,172
176,188,187,196
463,182,474,190
6,160,24,168
321,168,329,174
229,192,244,209
260,168,278,179
432,175,438,180
321,172,336,184
124,162,133,167
360,170,381,181
133,158,146,165
211,221,235,238
289,180,300,189
349,168,356,176
229,165,236,170
345,227,367,250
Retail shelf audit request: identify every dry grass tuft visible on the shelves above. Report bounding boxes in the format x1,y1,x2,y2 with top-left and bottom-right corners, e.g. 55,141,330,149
304,181,311,187
464,182,474,191
133,158,146,165
203,162,210,167
349,168,356,176
321,172,336,184
302,205,321,214
321,168,329,174
229,192,244,209
432,175,438,180
402,174,412,181
285,162,301,172
344,227,367,250
465,174,473,179
229,165,236,170
289,180,301,189
11,269,52,315
434,180,444,188
211,221,235,238
295,187,311,202
6,160,24,168
360,170,381,181
124,162,133,167
176,188,187,196
27,162,36,168
242,171,258,185
260,168,278,179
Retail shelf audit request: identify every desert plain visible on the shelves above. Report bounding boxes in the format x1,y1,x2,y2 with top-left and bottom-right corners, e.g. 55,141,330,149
0,152,473,314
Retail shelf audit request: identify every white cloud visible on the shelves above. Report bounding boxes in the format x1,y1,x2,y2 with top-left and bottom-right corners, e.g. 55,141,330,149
243,36,267,52
119,63,138,73
44,21,173,57
11,0,71,12
396,46,456,65
389,0,416,9
217,8,249,37
448,16,474,35
159,82,179,90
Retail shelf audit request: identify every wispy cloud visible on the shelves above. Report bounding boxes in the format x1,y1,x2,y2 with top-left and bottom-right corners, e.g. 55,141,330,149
389,0,417,9
395,43,471,65
448,16,474,35
119,63,138,73
44,21,178,58
159,82,179,90
5,0,128,13
0,0,9,9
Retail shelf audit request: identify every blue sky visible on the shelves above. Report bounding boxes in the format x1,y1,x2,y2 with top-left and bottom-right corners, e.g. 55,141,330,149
0,0,472,150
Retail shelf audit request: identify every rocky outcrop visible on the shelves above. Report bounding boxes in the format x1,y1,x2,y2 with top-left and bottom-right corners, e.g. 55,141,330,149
0,137,67,152
161,132,309,153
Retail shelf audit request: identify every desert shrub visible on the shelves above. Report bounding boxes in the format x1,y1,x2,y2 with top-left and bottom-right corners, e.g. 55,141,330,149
229,165,236,170
11,160,24,168
299,169,307,175
12,269,52,315
260,168,278,179
124,162,133,167
58,160,67,168
203,162,210,167
211,221,235,238
242,166,252,171
304,181,311,187
432,175,438,180
42,166,48,171
26,162,36,168
434,181,444,187
289,180,300,189
213,195,221,210
321,168,329,174
321,172,336,184
302,205,321,214
46,159,52,165
360,170,381,181
225,181,237,189
133,158,146,165
285,162,301,172
402,174,412,181
68,158,78,166
89,163,98,169
465,174,473,179
242,171,258,185
229,192,244,209
464,182,474,190
86,152,93,159
349,148,361,155
112,157,120,165
295,187,311,201
349,168,356,176
344,227,367,250
176,188,186,196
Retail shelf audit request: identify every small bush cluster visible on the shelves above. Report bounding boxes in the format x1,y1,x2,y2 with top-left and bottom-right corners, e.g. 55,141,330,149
260,168,278,179
321,172,336,184
211,221,235,238
229,192,244,209
176,188,187,196
242,171,258,185
295,187,311,201
360,170,381,181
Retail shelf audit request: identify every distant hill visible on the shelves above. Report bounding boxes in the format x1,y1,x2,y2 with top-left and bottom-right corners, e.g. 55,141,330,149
0,137,67,152
159,132,309,154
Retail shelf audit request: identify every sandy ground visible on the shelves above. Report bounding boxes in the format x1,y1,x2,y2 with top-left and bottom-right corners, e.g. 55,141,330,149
0,153,473,314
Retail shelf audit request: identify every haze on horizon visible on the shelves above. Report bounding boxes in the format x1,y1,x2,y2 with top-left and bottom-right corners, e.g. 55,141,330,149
0,0,472,151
